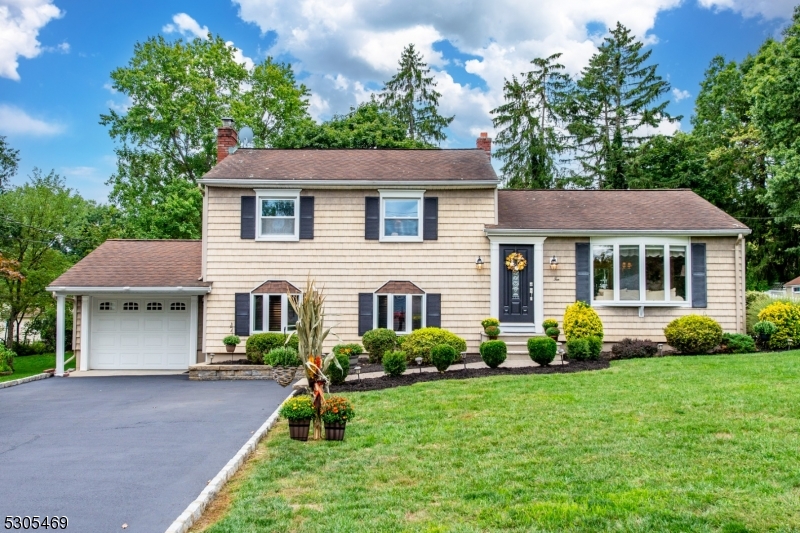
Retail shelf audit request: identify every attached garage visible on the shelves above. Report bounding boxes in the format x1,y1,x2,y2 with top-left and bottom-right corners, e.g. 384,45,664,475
47,240,210,373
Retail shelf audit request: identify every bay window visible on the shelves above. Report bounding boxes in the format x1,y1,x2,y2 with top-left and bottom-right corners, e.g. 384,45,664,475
375,294,425,334
591,239,690,305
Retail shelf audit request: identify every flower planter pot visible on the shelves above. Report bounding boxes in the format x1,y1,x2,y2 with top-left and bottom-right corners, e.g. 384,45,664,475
758,333,771,346
225,344,236,353
324,421,346,441
288,418,311,441
548,335,559,343
273,365,299,387
487,335,498,340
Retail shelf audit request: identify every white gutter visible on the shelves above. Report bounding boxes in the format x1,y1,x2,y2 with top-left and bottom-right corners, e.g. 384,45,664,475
46,286,212,295
484,228,751,237
198,179,499,189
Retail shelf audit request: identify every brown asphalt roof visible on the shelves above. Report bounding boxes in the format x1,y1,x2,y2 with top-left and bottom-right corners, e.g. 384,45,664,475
489,189,750,232
49,240,208,288
252,280,301,294
375,281,425,294
785,275,800,287
202,148,498,181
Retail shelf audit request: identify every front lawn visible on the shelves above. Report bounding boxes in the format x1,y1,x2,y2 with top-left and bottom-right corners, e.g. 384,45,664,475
196,352,800,532
0,352,73,383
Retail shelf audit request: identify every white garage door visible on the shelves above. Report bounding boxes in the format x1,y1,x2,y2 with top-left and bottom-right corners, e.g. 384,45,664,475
91,298,191,369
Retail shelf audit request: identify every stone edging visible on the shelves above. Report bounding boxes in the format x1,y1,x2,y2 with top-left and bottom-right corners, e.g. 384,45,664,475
163,389,295,533
0,372,53,390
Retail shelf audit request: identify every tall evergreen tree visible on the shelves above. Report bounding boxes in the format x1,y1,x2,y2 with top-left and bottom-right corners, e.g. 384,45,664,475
570,23,676,189
0,136,19,192
380,44,454,144
491,53,573,189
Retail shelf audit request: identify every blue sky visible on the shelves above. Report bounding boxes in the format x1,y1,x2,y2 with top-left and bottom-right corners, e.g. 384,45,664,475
0,0,794,202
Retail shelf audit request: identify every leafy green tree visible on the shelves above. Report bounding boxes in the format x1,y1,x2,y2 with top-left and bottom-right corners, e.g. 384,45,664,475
277,100,432,149
491,53,573,189
570,23,676,189
0,170,93,344
0,136,19,192
380,44,454,145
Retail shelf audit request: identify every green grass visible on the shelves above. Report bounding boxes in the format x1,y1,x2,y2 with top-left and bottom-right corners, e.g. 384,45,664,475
0,352,73,383
202,352,800,533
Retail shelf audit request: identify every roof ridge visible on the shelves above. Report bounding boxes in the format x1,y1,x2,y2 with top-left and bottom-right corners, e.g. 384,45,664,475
107,239,201,242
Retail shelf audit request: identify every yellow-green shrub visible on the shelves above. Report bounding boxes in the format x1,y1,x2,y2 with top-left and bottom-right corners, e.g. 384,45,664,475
402,327,466,364
758,301,800,349
663,314,722,354
563,301,604,341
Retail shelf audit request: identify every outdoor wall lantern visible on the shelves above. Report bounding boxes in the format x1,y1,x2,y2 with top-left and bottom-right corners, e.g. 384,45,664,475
550,256,559,270
475,256,484,270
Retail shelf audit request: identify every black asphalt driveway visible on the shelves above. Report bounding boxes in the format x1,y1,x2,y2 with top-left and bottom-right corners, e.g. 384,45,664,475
0,374,290,532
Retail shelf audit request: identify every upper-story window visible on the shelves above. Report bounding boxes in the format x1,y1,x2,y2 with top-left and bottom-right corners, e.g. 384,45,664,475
592,237,690,305
380,190,424,242
255,189,300,241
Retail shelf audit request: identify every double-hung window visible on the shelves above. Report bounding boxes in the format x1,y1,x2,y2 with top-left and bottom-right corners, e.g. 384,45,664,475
255,189,300,241
375,294,425,333
252,294,299,333
591,238,690,305
380,190,424,242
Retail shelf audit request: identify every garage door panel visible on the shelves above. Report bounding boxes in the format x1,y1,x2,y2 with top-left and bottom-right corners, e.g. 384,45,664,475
120,318,141,332
142,351,164,365
144,318,165,331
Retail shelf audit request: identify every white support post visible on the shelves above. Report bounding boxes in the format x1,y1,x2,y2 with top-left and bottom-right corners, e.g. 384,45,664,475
55,294,65,376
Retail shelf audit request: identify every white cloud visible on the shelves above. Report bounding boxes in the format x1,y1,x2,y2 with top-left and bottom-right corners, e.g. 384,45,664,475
42,40,68,53
105,98,131,114
60,165,96,178
672,87,691,102
162,12,209,39
0,0,63,80
697,0,796,20
0,103,63,135
227,41,255,71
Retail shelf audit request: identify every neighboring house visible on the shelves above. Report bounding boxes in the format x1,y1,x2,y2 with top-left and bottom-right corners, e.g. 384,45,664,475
784,276,800,296
47,124,751,372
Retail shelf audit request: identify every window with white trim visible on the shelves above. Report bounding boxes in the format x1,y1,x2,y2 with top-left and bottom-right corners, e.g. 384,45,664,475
122,302,139,311
380,190,424,242
255,189,300,241
252,294,299,333
146,302,163,311
793,286,800,294
99,301,114,311
375,294,425,333
591,238,690,305
170,302,186,311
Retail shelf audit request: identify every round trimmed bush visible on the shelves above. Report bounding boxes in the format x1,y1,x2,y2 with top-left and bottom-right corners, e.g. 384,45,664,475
753,320,777,336
362,328,397,363
528,337,557,366
402,327,466,364
480,340,507,368
324,351,350,385
246,333,299,364
545,326,560,337
431,344,458,372
758,301,800,349
481,317,500,329
567,338,591,360
663,314,723,354
587,336,602,359
563,301,604,341
484,325,501,337
542,318,558,330
383,350,407,377
264,346,302,367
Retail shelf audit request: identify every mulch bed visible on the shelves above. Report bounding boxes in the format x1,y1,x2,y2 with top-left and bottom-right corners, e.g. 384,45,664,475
330,358,610,393
351,353,484,374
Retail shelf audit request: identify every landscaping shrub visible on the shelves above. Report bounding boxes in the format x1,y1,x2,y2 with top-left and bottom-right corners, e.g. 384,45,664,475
528,337,557,366
545,326,560,337
324,351,350,385
563,301,604,341
246,333,298,364
481,317,500,329
542,318,558,330
382,350,407,377
223,335,240,346
611,338,658,360
321,396,355,424
746,291,772,334
264,346,302,367
567,338,591,360
663,315,723,354
720,333,757,354
587,336,603,359
396,335,406,348
332,343,364,360
0,344,15,372
362,328,397,363
483,325,500,337
11,341,49,356
757,300,800,349
402,327,466,364
479,340,507,368
753,320,777,336
279,395,314,420
431,344,458,372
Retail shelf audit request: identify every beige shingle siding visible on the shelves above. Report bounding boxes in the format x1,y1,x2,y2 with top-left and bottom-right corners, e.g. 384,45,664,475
204,187,495,353
543,236,743,342
73,296,81,369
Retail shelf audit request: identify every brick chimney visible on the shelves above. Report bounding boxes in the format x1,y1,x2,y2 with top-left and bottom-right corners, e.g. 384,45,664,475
217,118,238,163
476,132,491,157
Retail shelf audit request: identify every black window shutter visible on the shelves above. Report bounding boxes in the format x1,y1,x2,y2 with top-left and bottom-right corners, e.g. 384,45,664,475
299,196,314,239
426,294,441,328
234,293,250,336
365,197,379,240
423,197,438,240
358,293,373,336
240,196,256,239
575,243,591,304
691,243,707,308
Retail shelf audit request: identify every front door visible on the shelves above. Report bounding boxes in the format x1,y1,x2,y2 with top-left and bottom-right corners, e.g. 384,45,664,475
500,245,534,323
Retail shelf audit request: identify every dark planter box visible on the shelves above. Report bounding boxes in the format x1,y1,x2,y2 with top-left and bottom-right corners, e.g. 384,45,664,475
288,419,311,441
324,421,346,441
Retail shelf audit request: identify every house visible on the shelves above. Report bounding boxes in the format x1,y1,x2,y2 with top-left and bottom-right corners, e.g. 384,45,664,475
784,276,800,296
46,124,750,373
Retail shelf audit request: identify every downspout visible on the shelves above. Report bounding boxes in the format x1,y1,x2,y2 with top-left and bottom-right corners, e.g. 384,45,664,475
735,234,744,334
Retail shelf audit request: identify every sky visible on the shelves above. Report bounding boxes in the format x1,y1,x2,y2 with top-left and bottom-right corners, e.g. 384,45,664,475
0,0,795,202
